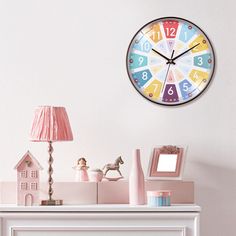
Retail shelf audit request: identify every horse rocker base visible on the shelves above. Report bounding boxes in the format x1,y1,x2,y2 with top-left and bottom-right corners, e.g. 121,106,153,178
103,176,124,181
102,156,124,181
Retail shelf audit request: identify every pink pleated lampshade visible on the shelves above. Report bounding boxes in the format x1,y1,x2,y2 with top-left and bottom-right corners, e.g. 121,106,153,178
30,106,73,142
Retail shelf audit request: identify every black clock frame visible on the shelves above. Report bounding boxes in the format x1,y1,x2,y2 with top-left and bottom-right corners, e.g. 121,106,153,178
126,16,216,106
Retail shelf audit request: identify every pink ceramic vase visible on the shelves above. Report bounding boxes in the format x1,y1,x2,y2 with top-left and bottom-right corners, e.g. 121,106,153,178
129,149,145,205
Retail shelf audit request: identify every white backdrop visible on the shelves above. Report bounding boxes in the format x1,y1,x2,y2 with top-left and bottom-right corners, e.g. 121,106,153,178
0,0,235,235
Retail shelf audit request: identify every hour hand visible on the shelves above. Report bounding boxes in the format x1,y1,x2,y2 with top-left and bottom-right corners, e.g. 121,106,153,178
151,48,171,62
152,48,176,65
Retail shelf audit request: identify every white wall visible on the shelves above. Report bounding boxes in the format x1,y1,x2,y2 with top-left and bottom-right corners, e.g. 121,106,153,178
0,0,235,235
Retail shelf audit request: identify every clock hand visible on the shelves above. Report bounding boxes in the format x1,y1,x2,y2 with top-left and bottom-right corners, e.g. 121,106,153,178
162,50,175,92
151,48,175,64
169,43,200,63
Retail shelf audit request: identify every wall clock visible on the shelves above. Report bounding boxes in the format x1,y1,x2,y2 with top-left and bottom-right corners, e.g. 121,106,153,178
126,17,215,106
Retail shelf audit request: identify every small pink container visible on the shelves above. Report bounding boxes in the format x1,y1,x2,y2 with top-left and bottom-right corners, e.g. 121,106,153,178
147,190,171,207
88,169,103,182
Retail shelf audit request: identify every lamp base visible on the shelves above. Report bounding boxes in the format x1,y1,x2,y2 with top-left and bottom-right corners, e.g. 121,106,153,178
41,199,63,206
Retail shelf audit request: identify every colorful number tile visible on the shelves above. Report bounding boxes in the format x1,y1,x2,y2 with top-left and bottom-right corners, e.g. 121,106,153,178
189,69,209,84
179,24,196,43
144,79,162,100
179,79,194,100
149,23,163,43
162,84,179,102
163,20,179,39
129,53,148,70
193,53,212,69
189,35,208,53
132,69,152,87
133,37,152,53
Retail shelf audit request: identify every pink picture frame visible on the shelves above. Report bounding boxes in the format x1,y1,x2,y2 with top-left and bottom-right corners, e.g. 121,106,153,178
147,146,186,180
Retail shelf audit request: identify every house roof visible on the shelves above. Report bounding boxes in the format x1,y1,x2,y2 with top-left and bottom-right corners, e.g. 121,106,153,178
14,151,43,170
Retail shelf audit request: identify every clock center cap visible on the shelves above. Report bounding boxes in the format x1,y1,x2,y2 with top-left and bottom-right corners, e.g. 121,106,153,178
166,59,175,65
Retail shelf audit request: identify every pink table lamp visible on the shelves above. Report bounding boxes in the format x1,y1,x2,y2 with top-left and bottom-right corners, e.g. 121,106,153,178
30,106,73,205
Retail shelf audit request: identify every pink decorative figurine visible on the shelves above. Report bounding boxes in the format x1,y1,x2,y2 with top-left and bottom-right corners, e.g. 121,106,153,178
14,151,43,206
73,157,89,182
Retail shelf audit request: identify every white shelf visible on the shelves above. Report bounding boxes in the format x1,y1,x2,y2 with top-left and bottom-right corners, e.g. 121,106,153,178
0,204,201,212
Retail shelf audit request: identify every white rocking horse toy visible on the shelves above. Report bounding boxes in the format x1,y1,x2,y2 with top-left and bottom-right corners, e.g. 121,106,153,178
102,156,124,181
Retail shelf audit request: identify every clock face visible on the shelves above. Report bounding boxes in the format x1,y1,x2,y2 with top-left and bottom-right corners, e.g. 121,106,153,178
126,17,215,106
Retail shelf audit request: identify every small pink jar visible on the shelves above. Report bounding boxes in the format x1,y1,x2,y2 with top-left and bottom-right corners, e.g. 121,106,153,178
88,169,103,182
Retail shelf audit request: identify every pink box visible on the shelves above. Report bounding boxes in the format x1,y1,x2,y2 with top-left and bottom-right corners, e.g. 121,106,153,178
98,180,129,204
0,182,97,205
98,180,194,204
0,180,194,205
40,182,97,205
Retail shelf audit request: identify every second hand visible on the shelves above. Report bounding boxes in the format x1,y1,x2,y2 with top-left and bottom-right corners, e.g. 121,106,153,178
162,50,175,92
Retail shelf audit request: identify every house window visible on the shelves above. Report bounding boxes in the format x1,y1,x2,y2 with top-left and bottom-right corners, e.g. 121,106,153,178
20,170,27,178
20,182,27,190
30,182,37,190
31,170,37,178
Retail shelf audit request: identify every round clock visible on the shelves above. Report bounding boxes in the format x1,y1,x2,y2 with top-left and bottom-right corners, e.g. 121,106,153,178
126,17,215,106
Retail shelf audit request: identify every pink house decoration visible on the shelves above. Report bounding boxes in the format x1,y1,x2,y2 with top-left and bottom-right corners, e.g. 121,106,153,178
14,151,43,206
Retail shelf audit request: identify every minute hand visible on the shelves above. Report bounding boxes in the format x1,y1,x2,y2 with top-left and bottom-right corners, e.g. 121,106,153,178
171,43,200,61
